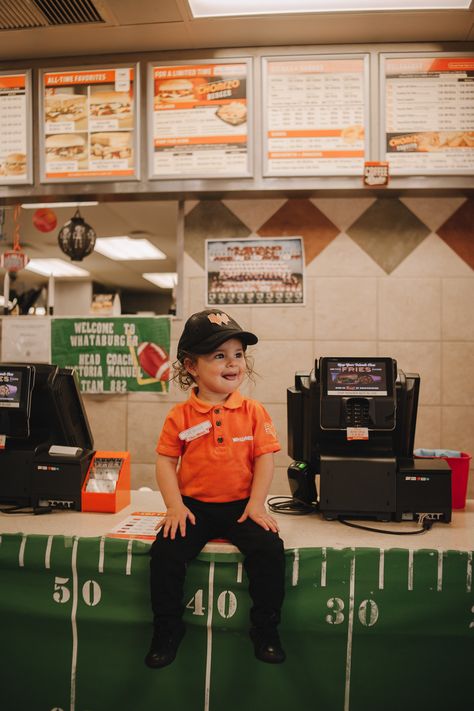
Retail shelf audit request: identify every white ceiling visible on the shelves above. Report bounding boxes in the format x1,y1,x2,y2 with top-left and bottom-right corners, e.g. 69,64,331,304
0,0,473,299
0,0,473,60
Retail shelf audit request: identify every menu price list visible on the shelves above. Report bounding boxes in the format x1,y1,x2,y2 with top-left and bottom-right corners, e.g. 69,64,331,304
384,57,474,174
151,62,250,178
0,74,28,182
264,58,367,176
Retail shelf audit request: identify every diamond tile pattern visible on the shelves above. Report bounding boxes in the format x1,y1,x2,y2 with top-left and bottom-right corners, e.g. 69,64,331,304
437,198,474,270
184,201,251,268
256,198,340,264
346,198,431,274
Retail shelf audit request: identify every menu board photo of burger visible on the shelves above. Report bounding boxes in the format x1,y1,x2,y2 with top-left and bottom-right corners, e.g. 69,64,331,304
148,60,252,179
41,65,138,182
0,71,32,185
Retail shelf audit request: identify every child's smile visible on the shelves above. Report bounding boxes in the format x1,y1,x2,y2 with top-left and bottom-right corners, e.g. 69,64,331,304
185,338,246,403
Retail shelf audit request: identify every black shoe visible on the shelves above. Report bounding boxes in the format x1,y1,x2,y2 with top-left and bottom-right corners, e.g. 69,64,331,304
145,623,186,669
250,626,286,664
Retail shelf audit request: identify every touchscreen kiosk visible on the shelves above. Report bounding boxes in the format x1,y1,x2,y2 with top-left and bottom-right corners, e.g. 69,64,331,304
0,363,94,509
287,356,451,522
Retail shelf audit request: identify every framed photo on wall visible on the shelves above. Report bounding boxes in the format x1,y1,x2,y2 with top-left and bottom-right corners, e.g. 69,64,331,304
205,237,305,306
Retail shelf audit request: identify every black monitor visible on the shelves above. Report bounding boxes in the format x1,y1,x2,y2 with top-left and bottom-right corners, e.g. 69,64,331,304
0,363,93,452
0,363,94,507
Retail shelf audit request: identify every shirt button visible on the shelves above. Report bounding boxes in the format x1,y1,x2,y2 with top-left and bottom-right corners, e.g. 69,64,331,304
216,420,222,427
217,437,224,444
214,409,220,414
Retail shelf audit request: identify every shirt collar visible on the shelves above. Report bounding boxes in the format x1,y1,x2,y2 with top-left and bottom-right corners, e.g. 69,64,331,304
189,388,243,413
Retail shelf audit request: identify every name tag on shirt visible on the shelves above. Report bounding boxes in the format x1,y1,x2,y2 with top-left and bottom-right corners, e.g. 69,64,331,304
179,420,212,442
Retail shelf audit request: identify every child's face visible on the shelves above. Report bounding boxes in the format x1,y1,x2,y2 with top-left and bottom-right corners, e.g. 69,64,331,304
184,338,246,403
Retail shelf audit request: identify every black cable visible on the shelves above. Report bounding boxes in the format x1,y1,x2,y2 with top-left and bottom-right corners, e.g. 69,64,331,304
267,495,318,515
338,517,431,535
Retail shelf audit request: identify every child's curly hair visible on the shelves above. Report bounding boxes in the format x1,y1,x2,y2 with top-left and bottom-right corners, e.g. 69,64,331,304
172,349,256,390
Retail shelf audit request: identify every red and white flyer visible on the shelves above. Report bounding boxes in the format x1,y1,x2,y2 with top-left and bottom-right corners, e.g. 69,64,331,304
263,56,368,176
383,55,474,175
149,61,251,178
41,66,138,181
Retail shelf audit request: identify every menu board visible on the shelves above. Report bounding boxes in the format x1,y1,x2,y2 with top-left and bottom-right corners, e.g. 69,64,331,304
0,70,31,185
262,56,368,176
382,55,474,175
40,65,139,182
148,60,252,178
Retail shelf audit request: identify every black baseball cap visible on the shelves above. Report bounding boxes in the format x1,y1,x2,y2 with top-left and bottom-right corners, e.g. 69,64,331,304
177,309,258,361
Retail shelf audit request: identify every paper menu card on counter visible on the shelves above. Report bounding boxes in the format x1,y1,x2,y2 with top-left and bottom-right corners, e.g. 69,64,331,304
149,59,252,179
382,55,474,175
40,65,139,182
262,56,368,176
0,71,31,185
108,512,165,541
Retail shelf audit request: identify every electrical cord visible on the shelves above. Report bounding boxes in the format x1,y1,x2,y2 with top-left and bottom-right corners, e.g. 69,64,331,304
267,495,319,515
338,513,432,535
267,496,434,534
0,505,52,515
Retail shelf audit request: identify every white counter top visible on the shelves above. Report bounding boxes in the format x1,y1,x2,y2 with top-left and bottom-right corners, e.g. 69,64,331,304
0,491,472,551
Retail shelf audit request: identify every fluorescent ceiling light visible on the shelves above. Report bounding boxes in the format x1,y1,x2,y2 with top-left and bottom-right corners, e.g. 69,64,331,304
188,0,470,17
142,272,178,289
21,201,99,209
25,259,90,277
95,237,166,261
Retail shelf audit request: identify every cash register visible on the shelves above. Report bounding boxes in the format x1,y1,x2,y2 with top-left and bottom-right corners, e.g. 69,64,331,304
287,357,452,523
0,362,129,512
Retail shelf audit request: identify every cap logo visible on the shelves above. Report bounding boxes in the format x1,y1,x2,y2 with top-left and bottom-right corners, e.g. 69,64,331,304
208,313,231,327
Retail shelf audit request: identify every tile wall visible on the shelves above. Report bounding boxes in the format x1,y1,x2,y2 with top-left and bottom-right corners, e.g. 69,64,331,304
83,195,474,499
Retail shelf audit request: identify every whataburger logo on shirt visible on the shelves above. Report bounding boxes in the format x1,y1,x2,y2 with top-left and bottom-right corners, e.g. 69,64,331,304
232,435,253,442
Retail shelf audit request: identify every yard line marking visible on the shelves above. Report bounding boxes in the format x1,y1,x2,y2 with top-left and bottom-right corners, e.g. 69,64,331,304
321,548,327,587
378,550,385,590
292,549,300,586
126,539,133,575
19,534,27,567
467,552,472,593
344,552,356,711
98,536,105,573
69,537,79,711
437,551,443,592
204,561,215,711
236,562,243,583
45,535,53,569
408,550,414,591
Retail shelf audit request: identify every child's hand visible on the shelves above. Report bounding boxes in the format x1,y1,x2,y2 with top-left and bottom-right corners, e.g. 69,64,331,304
160,504,196,539
237,503,279,533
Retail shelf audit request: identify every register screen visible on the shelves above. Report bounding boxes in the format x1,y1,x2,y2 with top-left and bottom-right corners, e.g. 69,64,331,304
0,370,22,408
327,360,388,396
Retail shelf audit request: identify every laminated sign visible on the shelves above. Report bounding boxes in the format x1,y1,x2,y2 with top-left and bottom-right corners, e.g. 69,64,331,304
51,317,171,393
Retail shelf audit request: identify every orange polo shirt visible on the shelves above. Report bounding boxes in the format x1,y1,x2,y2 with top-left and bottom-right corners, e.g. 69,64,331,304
156,389,280,503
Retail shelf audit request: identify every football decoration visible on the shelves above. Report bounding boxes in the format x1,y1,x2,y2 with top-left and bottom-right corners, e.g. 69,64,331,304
137,342,170,381
33,208,57,233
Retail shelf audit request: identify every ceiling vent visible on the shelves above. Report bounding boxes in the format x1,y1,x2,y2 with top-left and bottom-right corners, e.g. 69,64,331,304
0,0,105,31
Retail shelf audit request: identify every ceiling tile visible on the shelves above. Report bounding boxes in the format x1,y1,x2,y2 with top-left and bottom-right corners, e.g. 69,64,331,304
257,198,340,265
346,198,430,274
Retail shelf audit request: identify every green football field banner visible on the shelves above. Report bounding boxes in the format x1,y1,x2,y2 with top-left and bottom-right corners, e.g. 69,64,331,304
0,537,472,711
51,316,171,393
